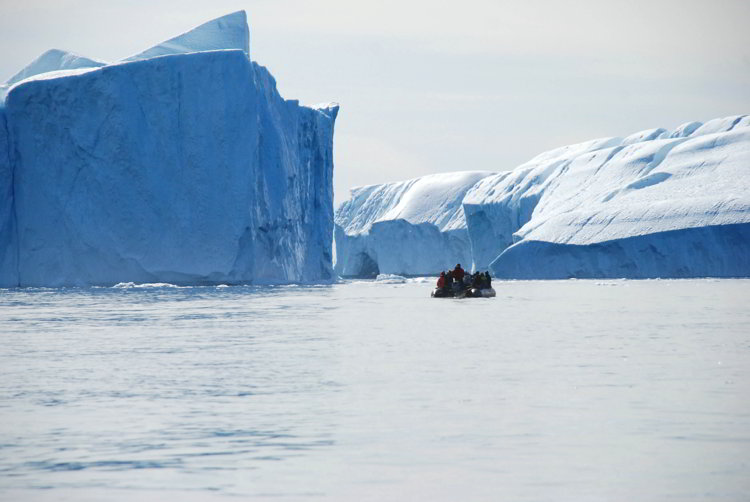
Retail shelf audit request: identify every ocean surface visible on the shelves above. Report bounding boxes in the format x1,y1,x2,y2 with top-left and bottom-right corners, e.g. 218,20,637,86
1,279,749,501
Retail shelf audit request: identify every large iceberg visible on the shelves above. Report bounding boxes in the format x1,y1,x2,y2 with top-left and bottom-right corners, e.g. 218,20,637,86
0,12,338,287
464,115,750,278
335,115,749,279
334,171,494,277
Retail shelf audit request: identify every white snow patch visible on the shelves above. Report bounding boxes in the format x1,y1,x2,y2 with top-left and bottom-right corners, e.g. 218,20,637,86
375,274,407,283
113,282,185,289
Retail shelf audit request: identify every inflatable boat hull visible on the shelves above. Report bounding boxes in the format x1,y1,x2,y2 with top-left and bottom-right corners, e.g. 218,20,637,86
431,287,496,298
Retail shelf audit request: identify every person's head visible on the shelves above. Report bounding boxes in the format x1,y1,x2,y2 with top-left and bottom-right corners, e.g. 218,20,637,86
456,263,461,269
440,271,445,276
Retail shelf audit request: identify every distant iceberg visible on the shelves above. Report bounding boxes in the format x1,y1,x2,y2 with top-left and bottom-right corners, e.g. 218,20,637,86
335,115,750,279
334,171,494,277
0,12,338,287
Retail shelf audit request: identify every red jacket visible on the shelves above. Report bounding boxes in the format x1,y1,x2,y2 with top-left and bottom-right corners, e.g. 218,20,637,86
437,276,445,288
453,267,465,282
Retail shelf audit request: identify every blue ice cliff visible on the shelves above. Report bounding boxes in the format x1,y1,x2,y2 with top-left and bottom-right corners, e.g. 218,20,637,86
335,115,750,279
0,12,338,287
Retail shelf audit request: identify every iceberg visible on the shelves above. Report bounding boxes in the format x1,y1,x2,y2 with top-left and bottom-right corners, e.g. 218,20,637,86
464,115,750,278
334,171,494,277
335,114,748,279
0,12,338,287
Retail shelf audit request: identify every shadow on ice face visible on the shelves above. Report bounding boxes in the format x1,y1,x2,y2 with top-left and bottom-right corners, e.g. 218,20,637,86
355,252,380,278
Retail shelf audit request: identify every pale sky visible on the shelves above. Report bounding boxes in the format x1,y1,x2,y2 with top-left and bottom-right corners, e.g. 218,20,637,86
1,0,749,205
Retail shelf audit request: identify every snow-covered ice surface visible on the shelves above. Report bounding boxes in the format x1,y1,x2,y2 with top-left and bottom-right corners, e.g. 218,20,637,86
464,115,750,278
1,280,749,501
124,10,250,62
334,171,494,277
0,49,108,102
0,12,337,287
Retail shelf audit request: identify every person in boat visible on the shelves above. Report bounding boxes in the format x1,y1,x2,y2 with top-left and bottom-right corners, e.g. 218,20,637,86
484,271,492,289
462,272,472,290
453,264,465,284
472,272,482,289
445,270,454,291
451,270,462,293
437,271,445,289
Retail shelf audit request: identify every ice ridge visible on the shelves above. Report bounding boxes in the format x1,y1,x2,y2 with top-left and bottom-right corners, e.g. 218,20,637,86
124,11,250,61
1,49,108,103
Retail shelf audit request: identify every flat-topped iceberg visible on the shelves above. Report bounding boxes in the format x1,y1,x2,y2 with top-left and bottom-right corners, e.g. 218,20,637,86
0,12,338,287
334,171,494,277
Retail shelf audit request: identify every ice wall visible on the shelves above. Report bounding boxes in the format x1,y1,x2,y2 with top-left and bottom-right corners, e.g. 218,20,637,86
493,224,750,279
0,12,337,287
0,108,17,287
334,171,494,277
463,115,750,278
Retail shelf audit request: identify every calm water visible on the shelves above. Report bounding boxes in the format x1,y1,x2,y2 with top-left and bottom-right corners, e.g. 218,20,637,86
1,279,749,501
